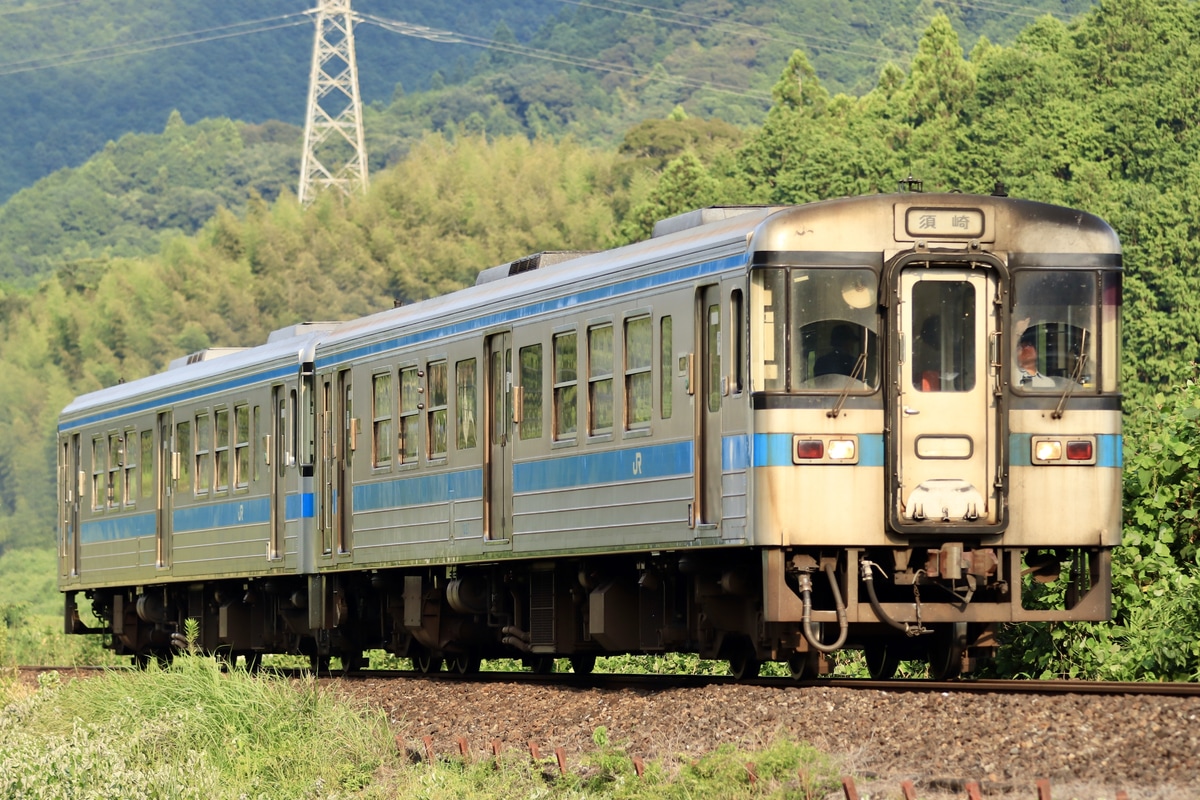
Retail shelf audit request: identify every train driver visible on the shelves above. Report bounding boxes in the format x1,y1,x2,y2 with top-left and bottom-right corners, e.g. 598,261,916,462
1015,329,1055,389
814,323,859,378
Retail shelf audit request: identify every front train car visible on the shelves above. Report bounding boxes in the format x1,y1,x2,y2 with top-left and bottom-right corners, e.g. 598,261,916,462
745,192,1121,678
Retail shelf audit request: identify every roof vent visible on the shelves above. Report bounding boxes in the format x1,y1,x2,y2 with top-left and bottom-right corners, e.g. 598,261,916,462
475,251,592,286
265,321,342,343
651,206,773,238
167,347,247,371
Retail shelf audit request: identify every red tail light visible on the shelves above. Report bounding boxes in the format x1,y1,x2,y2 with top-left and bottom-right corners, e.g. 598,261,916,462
1066,440,1093,461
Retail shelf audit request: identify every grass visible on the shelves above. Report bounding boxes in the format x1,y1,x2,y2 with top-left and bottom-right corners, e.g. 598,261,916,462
0,646,845,800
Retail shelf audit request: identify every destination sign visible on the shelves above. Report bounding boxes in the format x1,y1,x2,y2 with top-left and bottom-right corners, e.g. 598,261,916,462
904,207,985,238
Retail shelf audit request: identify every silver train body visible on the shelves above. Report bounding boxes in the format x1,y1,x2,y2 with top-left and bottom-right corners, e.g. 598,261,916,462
57,192,1122,677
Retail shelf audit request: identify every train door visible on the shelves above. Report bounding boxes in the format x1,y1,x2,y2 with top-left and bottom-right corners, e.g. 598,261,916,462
890,259,1003,532
484,331,513,542
335,369,354,554
693,285,722,528
156,412,173,568
269,386,287,560
59,434,80,577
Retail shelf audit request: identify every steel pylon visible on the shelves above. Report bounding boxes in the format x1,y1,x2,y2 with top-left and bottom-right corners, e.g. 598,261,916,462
298,0,368,205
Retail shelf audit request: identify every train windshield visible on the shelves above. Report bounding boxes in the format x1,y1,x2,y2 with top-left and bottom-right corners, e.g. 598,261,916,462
1011,270,1120,393
751,267,880,392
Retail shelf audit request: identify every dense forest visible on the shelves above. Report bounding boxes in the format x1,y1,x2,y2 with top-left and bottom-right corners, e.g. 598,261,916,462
0,0,1094,204
2,0,1199,678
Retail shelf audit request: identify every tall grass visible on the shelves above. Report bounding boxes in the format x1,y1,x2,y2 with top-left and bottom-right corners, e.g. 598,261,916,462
0,654,844,799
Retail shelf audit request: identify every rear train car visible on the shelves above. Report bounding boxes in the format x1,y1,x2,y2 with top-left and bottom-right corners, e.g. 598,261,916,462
57,191,1121,677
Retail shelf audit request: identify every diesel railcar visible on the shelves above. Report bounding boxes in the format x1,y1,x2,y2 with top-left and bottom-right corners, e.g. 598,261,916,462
58,190,1122,678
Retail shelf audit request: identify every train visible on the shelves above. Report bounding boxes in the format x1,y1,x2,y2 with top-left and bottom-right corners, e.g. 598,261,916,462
56,188,1122,679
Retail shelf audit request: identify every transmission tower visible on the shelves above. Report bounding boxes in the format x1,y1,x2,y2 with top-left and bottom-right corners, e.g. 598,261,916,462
298,0,368,205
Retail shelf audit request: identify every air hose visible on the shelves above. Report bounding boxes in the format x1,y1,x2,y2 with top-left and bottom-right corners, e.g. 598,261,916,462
799,562,849,653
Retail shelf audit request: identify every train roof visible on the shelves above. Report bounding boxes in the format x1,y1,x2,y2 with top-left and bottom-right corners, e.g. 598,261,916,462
58,323,339,428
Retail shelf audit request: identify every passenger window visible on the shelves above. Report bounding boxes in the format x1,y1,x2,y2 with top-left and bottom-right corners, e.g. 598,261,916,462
911,281,975,393
107,433,121,508
123,430,137,506
519,344,543,440
625,317,651,429
140,430,153,499
428,360,448,458
234,405,250,489
456,359,478,449
176,421,192,492
707,304,720,413
195,413,211,494
589,324,614,435
553,332,577,441
251,406,260,483
91,437,105,511
214,408,230,493
372,373,393,468
731,289,744,395
399,367,419,464
660,316,673,419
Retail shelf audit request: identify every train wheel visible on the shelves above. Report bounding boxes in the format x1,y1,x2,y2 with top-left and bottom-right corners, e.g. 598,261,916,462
927,623,966,680
788,650,820,680
527,656,556,674
413,651,444,674
309,654,331,675
728,651,761,680
569,654,596,675
448,654,481,675
864,643,901,680
244,652,263,673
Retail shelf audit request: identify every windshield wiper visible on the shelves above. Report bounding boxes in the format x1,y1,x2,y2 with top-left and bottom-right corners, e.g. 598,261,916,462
1052,331,1089,420
828,352,868,418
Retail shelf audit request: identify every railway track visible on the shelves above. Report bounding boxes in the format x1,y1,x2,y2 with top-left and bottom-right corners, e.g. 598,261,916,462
15,663,1200,697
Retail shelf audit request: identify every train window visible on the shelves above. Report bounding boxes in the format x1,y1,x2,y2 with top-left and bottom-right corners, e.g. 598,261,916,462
706,304,720,413
786,268,879,392
91,437,105,511
140,430,153,499
624,317,651,429
1011,271,1101,393
911,281,975,393
730,289,744,395
519,345,543,440
252,406,261,483
660,316,673,419
107,433,121,508
589,323,614,435
195,412,211,495
123,430,137,506
399,367,419,464
553,332,577,441
234,405,250,489
176,421,192,492
750,270,786,391
456,359,478,449
215,408,230,493
428,360,448,459
372,373,393,468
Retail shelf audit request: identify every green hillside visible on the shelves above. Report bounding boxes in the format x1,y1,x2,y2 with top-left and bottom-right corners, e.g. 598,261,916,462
0,0,1093,205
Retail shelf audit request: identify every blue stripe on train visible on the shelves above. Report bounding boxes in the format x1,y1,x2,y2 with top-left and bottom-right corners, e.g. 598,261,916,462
80,512,157,544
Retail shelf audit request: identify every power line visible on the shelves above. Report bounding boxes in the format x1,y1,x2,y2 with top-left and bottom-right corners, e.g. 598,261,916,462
358,11,774,102
556,0,905,63
0,0,86,17
0,12,309,76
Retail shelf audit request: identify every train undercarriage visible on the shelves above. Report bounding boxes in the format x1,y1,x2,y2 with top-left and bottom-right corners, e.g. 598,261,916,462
67,544,1111,679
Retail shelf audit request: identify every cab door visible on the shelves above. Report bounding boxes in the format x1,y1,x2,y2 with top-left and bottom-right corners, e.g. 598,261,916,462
889,259,1003,533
